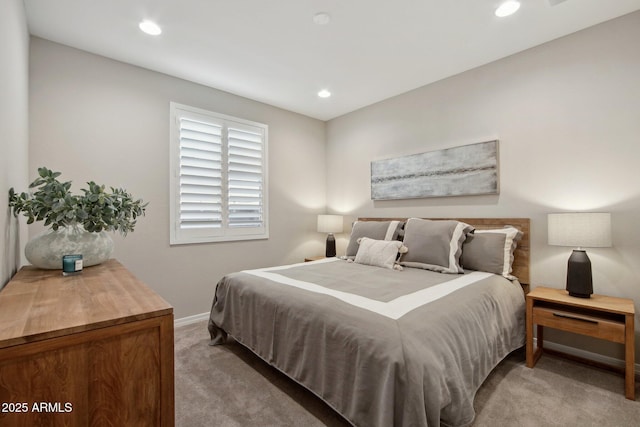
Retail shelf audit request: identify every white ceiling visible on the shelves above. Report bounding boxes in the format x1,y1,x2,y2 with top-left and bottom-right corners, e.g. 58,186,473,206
23,0,640,121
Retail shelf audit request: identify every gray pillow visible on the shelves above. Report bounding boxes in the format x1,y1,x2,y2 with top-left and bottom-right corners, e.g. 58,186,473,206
346,221,402,258
399,218,473,274
460,227,523,279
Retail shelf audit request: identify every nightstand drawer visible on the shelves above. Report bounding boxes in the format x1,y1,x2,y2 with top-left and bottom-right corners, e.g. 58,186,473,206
533,306,625,343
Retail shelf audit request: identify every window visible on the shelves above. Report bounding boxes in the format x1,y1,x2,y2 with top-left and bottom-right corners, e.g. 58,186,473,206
170,102,268,244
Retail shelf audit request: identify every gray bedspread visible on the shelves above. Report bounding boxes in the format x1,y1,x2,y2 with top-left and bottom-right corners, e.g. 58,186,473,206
208,258,525,427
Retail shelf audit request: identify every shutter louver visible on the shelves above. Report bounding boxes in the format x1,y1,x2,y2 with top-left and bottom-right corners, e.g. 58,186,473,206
227,127,264,228
179,118,223,230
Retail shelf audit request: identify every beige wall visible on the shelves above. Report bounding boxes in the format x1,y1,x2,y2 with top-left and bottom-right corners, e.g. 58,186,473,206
29,38,327,318
16,7,640,361
326,12,640,359
0,0,29,287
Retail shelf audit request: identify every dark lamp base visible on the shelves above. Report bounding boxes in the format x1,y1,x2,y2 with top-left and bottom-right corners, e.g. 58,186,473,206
325,233,336,257
568,291,592,298
566,249,593,298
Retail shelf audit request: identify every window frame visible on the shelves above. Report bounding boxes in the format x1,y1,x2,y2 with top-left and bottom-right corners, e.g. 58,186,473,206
169,102,269,245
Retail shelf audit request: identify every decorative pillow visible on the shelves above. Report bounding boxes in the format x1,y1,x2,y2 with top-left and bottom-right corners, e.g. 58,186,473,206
399,218,474,274
460,227,523,279
346,220,403,259
353,237,407,270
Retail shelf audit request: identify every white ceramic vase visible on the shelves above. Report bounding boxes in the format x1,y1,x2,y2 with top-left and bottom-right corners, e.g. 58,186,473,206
25,224,114,269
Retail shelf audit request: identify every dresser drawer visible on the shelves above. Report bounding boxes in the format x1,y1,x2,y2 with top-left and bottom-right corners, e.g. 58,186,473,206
532,306,625,343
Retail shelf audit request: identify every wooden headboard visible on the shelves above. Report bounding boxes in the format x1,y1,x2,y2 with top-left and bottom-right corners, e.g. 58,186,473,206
357,217,531,290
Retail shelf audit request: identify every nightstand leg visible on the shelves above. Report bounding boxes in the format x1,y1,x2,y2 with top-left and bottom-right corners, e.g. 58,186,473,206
526,296,545,368
537,324,544,350
625,313,635,400
526,297,534,367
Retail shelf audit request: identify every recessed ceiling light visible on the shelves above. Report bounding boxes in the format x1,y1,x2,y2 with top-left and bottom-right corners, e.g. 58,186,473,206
139,20,162,36
313,12,331,25
495,1,521,17
318,89,331,98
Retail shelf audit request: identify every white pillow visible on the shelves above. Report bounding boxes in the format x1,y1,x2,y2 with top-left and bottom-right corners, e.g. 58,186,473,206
353,237,407,270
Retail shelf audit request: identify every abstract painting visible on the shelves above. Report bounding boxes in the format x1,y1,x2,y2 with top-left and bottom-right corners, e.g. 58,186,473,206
371,140,499,200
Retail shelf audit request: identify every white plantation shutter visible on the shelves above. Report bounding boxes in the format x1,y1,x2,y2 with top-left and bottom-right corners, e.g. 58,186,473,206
170,103,268,244
179,118,223,231
227,126,264,229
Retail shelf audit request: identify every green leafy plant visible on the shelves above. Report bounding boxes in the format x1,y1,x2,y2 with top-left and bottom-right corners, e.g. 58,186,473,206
9,167,147,236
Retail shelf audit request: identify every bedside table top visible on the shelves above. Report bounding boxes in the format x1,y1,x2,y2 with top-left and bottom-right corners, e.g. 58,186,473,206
528,286,634,315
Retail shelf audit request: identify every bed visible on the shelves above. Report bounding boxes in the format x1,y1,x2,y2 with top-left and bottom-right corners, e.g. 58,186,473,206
209,217,530,427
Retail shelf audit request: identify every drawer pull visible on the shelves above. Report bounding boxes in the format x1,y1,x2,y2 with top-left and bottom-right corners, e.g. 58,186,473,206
553,312,598,324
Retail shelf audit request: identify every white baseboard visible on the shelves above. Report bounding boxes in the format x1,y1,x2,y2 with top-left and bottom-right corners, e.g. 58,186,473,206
535,338,640,372
174,312,209,328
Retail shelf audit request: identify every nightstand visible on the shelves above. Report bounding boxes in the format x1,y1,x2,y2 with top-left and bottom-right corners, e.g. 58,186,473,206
526,286,635,400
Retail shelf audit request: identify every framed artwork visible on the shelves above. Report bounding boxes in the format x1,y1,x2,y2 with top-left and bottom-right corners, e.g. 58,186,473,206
371,140,499,200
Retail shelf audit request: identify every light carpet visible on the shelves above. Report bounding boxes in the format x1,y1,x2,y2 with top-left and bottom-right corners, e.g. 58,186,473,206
175,320,640,426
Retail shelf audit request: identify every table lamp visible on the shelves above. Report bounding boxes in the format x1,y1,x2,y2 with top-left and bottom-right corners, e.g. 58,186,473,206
548,212,611,298
317,214,343,257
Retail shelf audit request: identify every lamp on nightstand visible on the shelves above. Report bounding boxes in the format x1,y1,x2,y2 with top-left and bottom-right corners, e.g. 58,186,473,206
548,212,612,298
317,214,343,257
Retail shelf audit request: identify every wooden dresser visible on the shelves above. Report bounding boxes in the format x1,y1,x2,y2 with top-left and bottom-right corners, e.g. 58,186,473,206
0,259,174,426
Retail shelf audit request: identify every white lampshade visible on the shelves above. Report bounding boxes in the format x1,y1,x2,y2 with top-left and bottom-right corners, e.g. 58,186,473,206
317,214,343,234
548,212,612,248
